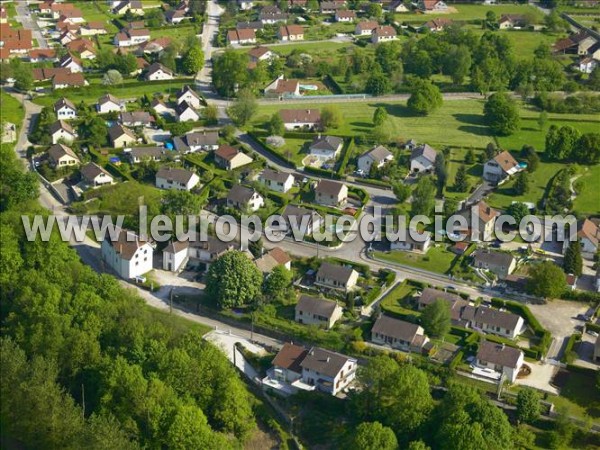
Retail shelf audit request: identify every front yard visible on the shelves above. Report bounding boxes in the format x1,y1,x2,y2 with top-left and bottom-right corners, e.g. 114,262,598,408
375,245,458,274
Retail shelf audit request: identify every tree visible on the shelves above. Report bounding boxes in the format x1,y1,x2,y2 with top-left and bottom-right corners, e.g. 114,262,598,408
159,44,178,72
166,405,222,450
572,133,600,165
146,8,165,27
521,145,539,172
263,265,292,302
213,50,249,97
537,111,548,131
465,148,475,164
115,53,138,75
268,112,285,136
454,165,469,192
162,190,203,216
513,171,529,195
434,152,447,196
307,0,319,11
527,261,566,298
411,177,436,218
544,10,569,33
444,45,472,85
203,105,218,125
563,240,583,277
408,441,430,450
14,65,33,91
484,92,520,136
205,251,263,308
421,299,451,338
352,422,398,450
485,10,497,28
365,72,391,96
80,116,108,146
102,69,123,86
516,388,540,424
506,202,529,225
545,125,581,161
182,45,204,75
393,183,411,203
367,3,383,18
589,65,600,91
321,106,342,130
407,80,443,115
373,107,388,127
229,89,257,126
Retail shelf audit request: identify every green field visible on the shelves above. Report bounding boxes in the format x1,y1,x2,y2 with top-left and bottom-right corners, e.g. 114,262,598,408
445,147,484,201
375,246,457,274
395,3,544,23
255,98,493,147
266,41,352,56
1,92,25,131
573,165,600,216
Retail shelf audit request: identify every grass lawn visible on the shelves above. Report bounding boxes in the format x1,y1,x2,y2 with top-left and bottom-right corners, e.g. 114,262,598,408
267,41,352,56
266,137,309,166
379,281,417,316
395,3,544,23
254,99,492,148
573,165,600,216
375,245,458,274
445,147,484,202
550,369,600,420
71,0,116,23
496,102,600,151
1,92,25,131
32,79,193,107
151,25,199,43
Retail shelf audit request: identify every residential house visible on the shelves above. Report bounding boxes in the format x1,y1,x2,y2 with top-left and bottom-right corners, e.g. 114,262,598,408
126,146,165,164
53,98,77,120
162,240,189,272
162,234,235,272
52,72,86,90
151,99,170,116
145,63,174,81
155,167,200,191
176,85,203,109
114,28,151,47
295,295,343,329
101,228,153,280
112,0,145,16
389,230,432,253
226,185,265,212
278,25,305,41
259,6,288,24
97,94,125,114
498,14,527,29
335,10,356,22
423,18,453,32
66,39,96,60
418,288,470,327
371,315,430,352
309,135,343,161
472,250,517,279
418,0,448,12
264,343,358,396
552,30,596,55
249,46,276,63
372,26,397,44
458,200,500,242
236,21,264,31
464,305,524,339
355,21,378,36
280,204,323,235
49,120,77,144
165,8,187,24
214,145,253,170
175,101,201,122
264,76,301,98
258,168,294,193
58,54,83,73
57,8,84,23
119,111,155,128
315,262,359,291
410,144,437,173
139,37,172,55
173,131,220,153
80,162,114,187
80,21,108,36
483,150,520,184
108,124,137,148
280,109,321,130
577,57,597,73
255,247,292,273
48,143,80,168
58,30,78,46
28,48,57,63
574,218,599,257
315,180,348,207
388,1,410,12
357,145,393,174
475,340,524,383
227,28,257,45
0,25,32,55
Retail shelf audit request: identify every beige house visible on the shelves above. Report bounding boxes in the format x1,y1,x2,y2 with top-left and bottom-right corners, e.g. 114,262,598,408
295,295,343,329
315,180,348,207
472,250,516,280
48,143,80,168
255,247,292,273
458,201,500,242
315,262,359,291
258,169,294,193
214,145,253,170
371,315,429,352
80,162,114,187
49,120,77,144
108,124,137,148
278,25,304,41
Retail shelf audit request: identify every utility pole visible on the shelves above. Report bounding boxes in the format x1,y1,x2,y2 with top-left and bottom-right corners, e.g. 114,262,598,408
169,287,174,314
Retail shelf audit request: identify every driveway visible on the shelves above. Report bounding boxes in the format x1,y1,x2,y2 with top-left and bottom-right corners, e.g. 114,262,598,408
515,362,559,395
14,2,48,49
573,332,600,370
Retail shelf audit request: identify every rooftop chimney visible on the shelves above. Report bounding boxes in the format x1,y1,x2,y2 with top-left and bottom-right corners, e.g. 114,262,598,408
326,357,330,363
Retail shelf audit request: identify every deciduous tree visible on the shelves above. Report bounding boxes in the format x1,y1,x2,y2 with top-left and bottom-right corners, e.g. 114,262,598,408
516,388,541,424
352,422,398,450
421,299,451,338
229,89,257,126
527,261,566,298
206,251,263,308
484,92,520,136
407,80,443,115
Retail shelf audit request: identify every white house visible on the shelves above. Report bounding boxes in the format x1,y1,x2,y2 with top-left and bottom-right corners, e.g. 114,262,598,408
80,162,114,187
280,109,321,130
227,28,257,45
295,295,343,329
390,230,432,253
575,219,599,257
335,10,356,22
145,63,174,81
49,120,77,144
58,54,83,73
97,94,125,114
172,131,220,153
126,146,165,164
315,262,359,291
101,228,153,280
357,145,393,174
309,135,343,161
315,180,348,207
462,305,524,339
355,21,378,36
371,315,430,352
258,168,294,193
472,250,517,280
226,185,265,212
418,0,448,12
483,151,520,184
410,144,437,173
372,26,397,44
47,143,80,168
578,57,598,74
475,341,524,383
280,205,323,236
155,167,200,191
162,234,235,272
176,85,203,109
176,101,200,122
53,98,77,120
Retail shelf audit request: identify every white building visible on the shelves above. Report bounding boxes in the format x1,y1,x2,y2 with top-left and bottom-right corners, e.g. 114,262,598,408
309,135,343,161
357,145,394,174
483,151,520,184
258,168,294,193
53,98,77,120
410,144,437,173
371,315,430,352
176,85,203,109
49,120,77,144
226,185,265,212
475,341,524,383
101,228,153,280
295,295,343,329
80,162,114,187
155,167,200,191
145,63,174,81
97,94,125,114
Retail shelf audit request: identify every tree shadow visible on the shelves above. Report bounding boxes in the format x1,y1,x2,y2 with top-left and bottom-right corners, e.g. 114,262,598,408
453,113,485,126
458,125,490,136
371,102,415,118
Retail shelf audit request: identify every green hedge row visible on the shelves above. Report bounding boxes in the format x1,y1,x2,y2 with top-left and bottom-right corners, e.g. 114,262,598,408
247,131,296,168
105,162,132,181
561,333,582,363
561,290,600,303
303,165,341,179
323,74,344,95
483,333,540,360
490,298,544,334
449,350,464,370
586,322,600,333
336,137,354,177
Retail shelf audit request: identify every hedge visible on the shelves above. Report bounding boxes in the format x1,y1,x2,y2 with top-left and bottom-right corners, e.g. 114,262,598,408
247,131,295,167
323,74,344,95
560,290,600,303
449,350,464,370
336,137,354,177
565,363,599,376
561,333,582,363
325,257,370,275
303,165,341,179
105,162,133,181
586,322,600,333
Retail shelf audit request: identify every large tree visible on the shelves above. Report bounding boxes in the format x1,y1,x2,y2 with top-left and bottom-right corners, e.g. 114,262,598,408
484,92,520,136
563,240,583,277
373,107,388,127
321,105,342,130
352,422,398,450
228,89,257,126
421,299,451,338
571,133,600,165
268,112,285,136
205,250,263,308
505,202,529,225
411,177,436,218
407,80,443,116
365,72,391,96
444,45,472,85
545,125,581,161
513,171,529,195
182,45,205,75
526,261,566,298
454,165,469,192
213,50,249,97
516,388,541,424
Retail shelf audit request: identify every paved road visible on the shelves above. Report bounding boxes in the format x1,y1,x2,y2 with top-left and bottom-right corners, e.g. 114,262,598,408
196,0,225,101
14,2,48,49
